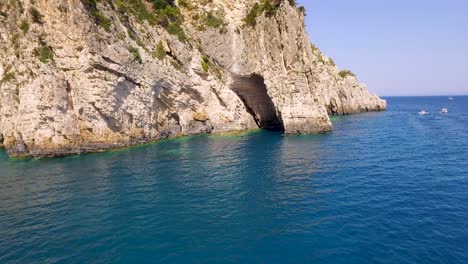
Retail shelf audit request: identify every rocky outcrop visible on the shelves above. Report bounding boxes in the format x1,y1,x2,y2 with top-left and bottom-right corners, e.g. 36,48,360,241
0,0,385,157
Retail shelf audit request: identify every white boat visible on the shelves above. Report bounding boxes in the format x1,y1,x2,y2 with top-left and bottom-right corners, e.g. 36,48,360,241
441,108,448,113
448,97,454,100
418,110,429,115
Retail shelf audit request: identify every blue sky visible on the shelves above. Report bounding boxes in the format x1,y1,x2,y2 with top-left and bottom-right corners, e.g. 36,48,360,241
297,0,468,96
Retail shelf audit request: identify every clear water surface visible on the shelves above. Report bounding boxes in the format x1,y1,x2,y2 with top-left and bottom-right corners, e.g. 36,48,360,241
1,96,467,263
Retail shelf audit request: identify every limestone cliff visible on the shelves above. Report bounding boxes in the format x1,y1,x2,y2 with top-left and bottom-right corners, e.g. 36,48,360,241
0,0,386,157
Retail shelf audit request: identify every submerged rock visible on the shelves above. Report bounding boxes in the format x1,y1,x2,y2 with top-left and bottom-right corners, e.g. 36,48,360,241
0,0,386,157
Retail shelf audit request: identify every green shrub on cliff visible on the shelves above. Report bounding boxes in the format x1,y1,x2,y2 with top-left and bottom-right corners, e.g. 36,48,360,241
311,43,320,53
115,0,183,27
153,40,166,60
262,1,278,17
81,0,112,31
92,10,112,31
339,70,355,78
203,12,225,28
114,0,155,23
167,23,187,42
298,6,306,15
153,1,183,26
311,43,336,67
0,71,15,86
201,55,209,72
114,0,187,42
243,3,262,27
29,7,43,24
195,12,226,32
80,0,187,42
129,46,142,63
19,19,29,33
243,0,299,27
178,0,193,10
34,42,54,64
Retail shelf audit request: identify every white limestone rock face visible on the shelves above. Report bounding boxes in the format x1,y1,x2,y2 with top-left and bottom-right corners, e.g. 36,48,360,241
0,0,385,157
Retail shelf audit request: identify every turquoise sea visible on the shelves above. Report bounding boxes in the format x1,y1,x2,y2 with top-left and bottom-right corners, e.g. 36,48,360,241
1,96,467,263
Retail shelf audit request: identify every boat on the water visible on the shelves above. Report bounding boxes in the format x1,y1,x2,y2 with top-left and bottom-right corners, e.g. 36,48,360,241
441,108,448,113
449,97,454,100
418,110,429,115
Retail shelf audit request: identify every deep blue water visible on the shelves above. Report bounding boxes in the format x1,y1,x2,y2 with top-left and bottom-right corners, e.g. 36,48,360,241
1,96,468,263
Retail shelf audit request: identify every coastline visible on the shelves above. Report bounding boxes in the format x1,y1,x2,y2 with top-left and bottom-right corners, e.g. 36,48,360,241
3,128,266,159
2,109,390,159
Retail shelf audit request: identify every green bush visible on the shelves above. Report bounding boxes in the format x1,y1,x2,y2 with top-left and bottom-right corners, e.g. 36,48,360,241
115,0,156,24
34,43,54,64
29,7,43,24
153,40,166,60
311,43,319,53
129,46,142,63
243,3,262,27
170,60,184,72
178,0,192,10
0,71,15,85
262,1,278,17
11,33,21,58
114,0,187,42
288,0,297,7
167,23,187,42
153,1,183,27
203,12,225,28
201,55,209,72
115,0,182,26
81,0,112,31
243,0,281,27
81,0,98,9
92,10,112,31
311,43,336,66
243,0,301,27
298,6,306,15
339,70,355,78
20,19,29,33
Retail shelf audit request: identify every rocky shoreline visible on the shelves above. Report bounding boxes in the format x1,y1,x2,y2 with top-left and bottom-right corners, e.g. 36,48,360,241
0,0,385,158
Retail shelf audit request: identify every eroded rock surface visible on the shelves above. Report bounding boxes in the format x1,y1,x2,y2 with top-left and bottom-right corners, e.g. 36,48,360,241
0,0,386,157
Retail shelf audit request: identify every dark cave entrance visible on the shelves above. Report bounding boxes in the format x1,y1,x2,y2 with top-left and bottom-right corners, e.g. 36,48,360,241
230,74,283,131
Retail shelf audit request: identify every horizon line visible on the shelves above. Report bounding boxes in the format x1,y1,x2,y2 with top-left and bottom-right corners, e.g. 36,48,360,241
380,94,467,97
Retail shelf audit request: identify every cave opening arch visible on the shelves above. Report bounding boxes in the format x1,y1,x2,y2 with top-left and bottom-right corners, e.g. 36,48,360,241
230,74,283,131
